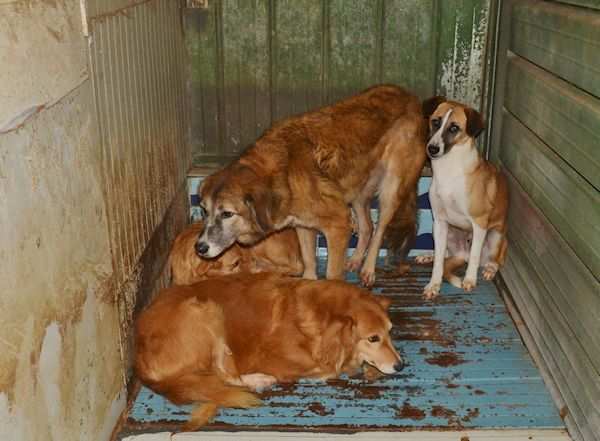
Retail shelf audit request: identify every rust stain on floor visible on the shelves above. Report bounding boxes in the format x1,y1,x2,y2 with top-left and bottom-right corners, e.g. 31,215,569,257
425,351,467,367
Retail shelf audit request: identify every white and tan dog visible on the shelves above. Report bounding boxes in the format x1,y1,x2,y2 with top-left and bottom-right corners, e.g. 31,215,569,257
418,97,508,299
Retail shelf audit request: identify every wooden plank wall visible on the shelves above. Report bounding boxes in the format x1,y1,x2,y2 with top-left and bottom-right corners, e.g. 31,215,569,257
489,1,600,440
185,0,491,166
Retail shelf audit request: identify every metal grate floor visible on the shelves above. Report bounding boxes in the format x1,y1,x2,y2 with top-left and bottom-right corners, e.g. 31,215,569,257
117,260,564,438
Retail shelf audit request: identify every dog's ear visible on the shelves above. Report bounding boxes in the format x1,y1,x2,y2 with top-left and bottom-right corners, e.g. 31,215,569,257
320,315,355,372
244,189,280,233
375,296,392,311
464,107,485,138
422,96,446,119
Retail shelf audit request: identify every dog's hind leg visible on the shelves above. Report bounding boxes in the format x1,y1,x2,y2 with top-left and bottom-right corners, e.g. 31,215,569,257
462,223,488,291
360,174,403,286
443,256,466,288
480,229,506,281
346,197,373,272
297,227,318,279
323,217,352,280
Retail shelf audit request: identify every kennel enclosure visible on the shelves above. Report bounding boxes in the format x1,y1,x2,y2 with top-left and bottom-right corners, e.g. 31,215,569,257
0,1,598,440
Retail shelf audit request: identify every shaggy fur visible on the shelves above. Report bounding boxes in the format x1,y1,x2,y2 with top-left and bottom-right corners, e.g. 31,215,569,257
135,273,402,430
169,222,303,285
195,85,426,286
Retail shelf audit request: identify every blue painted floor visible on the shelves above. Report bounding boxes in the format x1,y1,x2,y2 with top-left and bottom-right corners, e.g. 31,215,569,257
119,260,564,436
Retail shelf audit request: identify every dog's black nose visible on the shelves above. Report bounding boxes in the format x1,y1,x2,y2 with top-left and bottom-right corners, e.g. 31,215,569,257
394,360,405,372
195,241,209,256
427,144,440,156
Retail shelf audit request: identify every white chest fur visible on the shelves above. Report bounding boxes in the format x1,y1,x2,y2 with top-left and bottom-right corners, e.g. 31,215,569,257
429,144,478,231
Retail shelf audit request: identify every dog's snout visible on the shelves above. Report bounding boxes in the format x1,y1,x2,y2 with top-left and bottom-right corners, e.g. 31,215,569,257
427,144,440,156
195,241,209,256
393,359,405,372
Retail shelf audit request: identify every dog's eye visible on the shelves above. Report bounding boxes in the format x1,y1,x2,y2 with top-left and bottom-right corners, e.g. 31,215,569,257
221,211,235,219
367,335,380,343
431,119,441,129
448,124,459,134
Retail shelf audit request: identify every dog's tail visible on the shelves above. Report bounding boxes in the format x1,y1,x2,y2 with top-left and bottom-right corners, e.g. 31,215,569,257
444,256,466,288
154,373,262,431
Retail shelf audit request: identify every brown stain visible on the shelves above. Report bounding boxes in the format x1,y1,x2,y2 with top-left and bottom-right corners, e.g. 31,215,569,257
462,408,480,422
446,383,460,389
431,405,456,419
461,437,470,441
390,310,456,347
425,352,466,367
559,406,568,420
396,402,426,420
307,402,332,416
326,378,384,400
474,389,485,395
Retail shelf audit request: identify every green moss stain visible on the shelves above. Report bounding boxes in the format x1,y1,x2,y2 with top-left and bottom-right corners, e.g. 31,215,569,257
186,0,491,163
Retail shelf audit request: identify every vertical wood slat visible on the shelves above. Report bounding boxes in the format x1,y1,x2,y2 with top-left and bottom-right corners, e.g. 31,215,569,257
381,0,437,99
327,0,379,104
221,0,270,153
436,0,491,108
272,0,323,121
88,0,191,288
187,0,491,165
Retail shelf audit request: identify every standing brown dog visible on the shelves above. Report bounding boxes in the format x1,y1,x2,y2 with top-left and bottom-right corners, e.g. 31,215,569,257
169,222,304,285
135,273,402,430
195,85,426,285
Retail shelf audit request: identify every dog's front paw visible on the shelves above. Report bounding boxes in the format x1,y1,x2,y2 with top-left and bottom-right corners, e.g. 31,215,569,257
362,364,384,381
360,268,376,287
346,256,362,272
423,282,440,299
482,263,499,281
302,269,318,280
462,277,477,292
415,254,434,265
241,373,277,392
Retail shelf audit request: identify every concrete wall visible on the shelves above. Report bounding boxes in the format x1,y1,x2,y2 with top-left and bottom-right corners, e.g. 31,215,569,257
0,1,190,440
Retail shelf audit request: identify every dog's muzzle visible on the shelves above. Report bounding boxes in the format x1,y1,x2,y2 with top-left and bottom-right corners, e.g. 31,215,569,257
393,359,405,372
195,240,210,257
427,143,441,159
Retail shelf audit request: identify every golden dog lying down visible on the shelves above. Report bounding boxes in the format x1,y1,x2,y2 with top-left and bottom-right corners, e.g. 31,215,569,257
169,222,304,285
134,273,403,429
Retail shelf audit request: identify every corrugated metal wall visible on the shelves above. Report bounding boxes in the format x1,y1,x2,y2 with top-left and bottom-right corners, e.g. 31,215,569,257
490,1,600,440
85,0,191,344
186,0,491,166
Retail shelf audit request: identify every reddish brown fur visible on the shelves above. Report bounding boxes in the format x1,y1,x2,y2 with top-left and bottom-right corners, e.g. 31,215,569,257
169,222,303,285
197,85,426,285
384,187,418,275
135,273,401,429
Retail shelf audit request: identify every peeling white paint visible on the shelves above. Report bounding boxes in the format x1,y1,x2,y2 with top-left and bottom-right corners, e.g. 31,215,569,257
439,7,489,109
38,322,63,441
98,388,128,441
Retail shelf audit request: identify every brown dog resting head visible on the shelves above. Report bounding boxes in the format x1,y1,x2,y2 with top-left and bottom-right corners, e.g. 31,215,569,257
134,273,402,429
170,221,303,285
195,165,281,259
